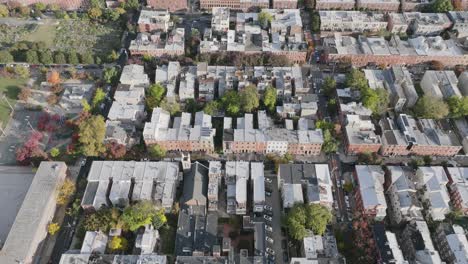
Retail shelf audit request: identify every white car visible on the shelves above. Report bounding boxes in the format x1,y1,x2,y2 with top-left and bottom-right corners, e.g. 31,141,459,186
266,248,275,255
266,237,274,244
265,225,273,232
264,205,273,211
264,215,273,222
265,178,272,184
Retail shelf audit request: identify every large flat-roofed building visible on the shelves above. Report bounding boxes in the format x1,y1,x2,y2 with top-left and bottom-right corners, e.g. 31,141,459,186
324,34,468,67
364,66,418,111
81,161,180,211
278,164,333,209
315,0,355,10
385,166,423,224
251,162,266,213
421,71,461,99
138,9,172,32
319,11,387,35
343,114,382,155
0,162,67,264
200,9,308,63
225,161,249,215
353,165,387,220
356,0,399,11
404,12,452,36
415,166,451,221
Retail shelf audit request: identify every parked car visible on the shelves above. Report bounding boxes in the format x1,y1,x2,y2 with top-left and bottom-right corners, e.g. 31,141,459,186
265,178,272,184
264,215,273,222
265,225,273,232
264,205,273,211
283,252,289,262
266,248,275,255
265,191,272,197
266,237,274,244
264,210,273,217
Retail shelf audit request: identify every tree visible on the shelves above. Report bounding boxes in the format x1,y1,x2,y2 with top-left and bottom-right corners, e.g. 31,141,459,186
160,99,180,115
56,179,76,205
0,50,13,63
17,6,30,17
123,0,139,10
310,11,320,33
68,51,80,65
105,8,121,21
16,131,47,164
48,3,60,11
343,182,353,193
240,85,259,113
81,99,91,112
413,95,449,119
105,141,127,159
146,83,166,109
48,222,60,235
81,52,94,64
345,68,368,91
47,94,58,105
258,11,273,28
78,115,106,156
322,130,338,154
263,86,277,113
286,204,332,240
26,50,40,64
88,7,102,20
446,96,468,119
429,0,453,12
50,147,60,158
40,50,54,65
107,50,119,62
362,88,389,115
322,76,336,97
221,90,241,116
48,71,61,85
14,65,29,79
82,208,117,232
54,52,67,64
120,201,163,231
34,2,46,11
103,67,120,84
92,88,106,109
148,144,166,159
18,87,32,101
0,4,8,17
108,236,128,251
203,101,220,116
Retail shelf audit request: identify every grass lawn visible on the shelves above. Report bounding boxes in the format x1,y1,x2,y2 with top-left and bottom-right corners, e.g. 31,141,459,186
0,78,24,129
23,24,57,47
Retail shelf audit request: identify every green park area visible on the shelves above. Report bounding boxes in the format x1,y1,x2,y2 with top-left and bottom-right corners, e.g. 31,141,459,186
0,77,24,129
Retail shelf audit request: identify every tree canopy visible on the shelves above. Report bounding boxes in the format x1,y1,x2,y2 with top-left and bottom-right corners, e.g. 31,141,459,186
286,204,332,240
240,85,260,113
413,95,449,119
446,96,468,119
203,101,220,116
322,76,336,97
146,83,166,110
120,201,167,231
429,0,453,12
56,179,76,205
263,86,277,113
78,115,106,156
92,88,106,110
149,144,167,159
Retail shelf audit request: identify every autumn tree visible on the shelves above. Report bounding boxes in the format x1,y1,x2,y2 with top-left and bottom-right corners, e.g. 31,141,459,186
50,147,60,158
48,71,61,85
108,236,128,252
18,87,32,101
47,94,58,105
56,179,76,205
48,222,60,235
105,141,127,159
16,131,47,165
78,115,106,156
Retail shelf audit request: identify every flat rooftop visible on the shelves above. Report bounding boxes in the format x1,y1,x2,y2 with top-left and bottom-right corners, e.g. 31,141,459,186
0,166,35,246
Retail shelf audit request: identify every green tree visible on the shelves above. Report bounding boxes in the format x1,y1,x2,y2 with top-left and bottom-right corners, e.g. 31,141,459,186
310,11,320,33
123,0,139,10
34,2,47,11
17,6,30,17
105,8,121,21
322,76,336,97
160,99,180,115
322,129,338,154
343,182,353,193
0,4,8,17
107,50,119,62
240,85,260,113
203,101,220,116
362,88,389,115
149,144,166,159
108,236,128,251
413,95,449,119
78,115,106,156
103,67,120,84
48,3,60,11
258,11,273,28
120,201,163,231
429,0,453,12
68,51,80,65
40,50,54,65
81,52,94,64
82,208,117,232
50,147,60,158
14,65,29,79
48,222,60,235
286,204,332,240
88,7,102,20
54,52,67,64
345,68,368,91
26,50,40,64
82,99,91,112
92,88,106,109
56,178,76,205
0,50,13,63
146,83,166,109
263,86,277,113
446,96,468,119
221,91,241,116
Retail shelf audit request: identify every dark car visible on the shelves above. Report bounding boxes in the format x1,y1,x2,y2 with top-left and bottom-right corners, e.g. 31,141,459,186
281,240,287,249
283,252,289,262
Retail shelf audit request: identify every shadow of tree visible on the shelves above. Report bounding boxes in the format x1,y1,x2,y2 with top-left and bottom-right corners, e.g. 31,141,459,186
4,85,20,100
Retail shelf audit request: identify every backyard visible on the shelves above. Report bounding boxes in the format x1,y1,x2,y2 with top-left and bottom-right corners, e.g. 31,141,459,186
0,77,24,129
0,19,122,56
